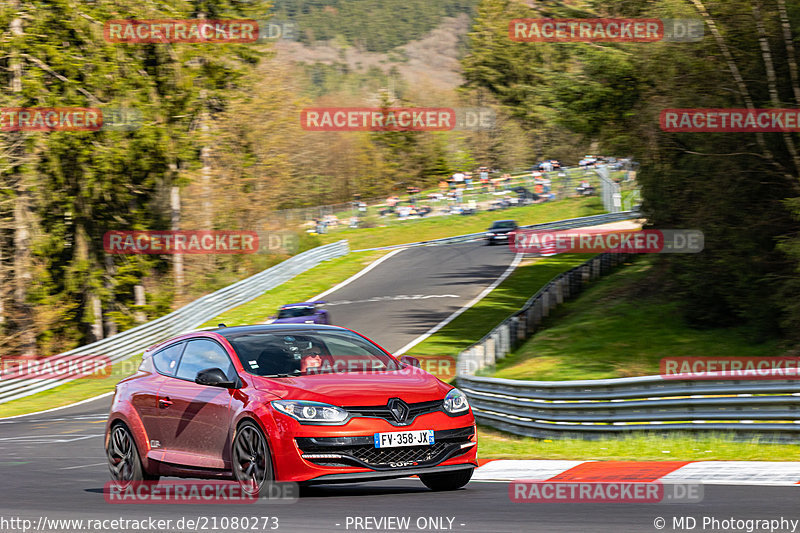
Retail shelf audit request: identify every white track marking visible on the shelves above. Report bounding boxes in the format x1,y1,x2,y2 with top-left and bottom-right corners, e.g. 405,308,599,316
0,391,113,421
394,252,523,355
60,462,108,470
311,248,406,301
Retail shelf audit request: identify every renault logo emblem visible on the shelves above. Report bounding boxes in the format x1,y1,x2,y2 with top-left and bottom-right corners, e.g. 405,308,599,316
387,398,410,424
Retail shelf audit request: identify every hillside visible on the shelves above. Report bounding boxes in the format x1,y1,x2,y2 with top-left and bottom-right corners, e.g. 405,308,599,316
274,14,472,94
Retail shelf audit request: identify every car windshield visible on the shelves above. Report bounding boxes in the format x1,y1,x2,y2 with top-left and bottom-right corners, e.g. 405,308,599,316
226,330,401,377
277,306,316,318
491,221,516,229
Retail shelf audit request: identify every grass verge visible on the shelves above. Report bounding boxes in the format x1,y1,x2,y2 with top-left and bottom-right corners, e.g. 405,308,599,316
406,254,594,380
477,426,800,461
320,197,603,250
490,256,783,381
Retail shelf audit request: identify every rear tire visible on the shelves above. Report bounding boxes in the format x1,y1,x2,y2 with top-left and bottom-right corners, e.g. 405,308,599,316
107,423,158,487
419,468,473,491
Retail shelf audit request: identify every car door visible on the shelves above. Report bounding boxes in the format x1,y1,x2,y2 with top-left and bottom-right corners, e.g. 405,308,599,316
134,341,186,461
157,338,238,469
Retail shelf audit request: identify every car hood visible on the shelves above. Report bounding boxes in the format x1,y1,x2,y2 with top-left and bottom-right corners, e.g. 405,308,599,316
248,367,451,406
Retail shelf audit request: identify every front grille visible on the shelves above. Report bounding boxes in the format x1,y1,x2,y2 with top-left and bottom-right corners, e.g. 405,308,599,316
347,399,443,426
297,426,474,470
347,442,449,466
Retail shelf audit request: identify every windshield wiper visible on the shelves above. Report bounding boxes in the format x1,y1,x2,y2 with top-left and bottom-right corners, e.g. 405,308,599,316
262,371,301,378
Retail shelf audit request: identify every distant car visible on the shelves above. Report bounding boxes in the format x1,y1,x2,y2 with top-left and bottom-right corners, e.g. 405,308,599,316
512,186,539,203
485,220,518,245
268,302,330,325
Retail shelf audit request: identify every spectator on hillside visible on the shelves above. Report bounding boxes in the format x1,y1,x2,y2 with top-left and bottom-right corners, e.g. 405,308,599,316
452,172,465,189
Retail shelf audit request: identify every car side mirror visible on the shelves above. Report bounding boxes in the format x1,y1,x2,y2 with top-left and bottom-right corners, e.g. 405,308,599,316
195,367,237,389
399,355,421,368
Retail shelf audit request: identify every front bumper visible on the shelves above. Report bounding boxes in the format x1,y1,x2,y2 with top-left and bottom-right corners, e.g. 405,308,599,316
486,233,511,242
269,412,477,484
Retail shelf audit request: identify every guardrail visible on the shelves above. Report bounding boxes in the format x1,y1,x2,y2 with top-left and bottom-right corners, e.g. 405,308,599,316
455,252,800,438
458,372,800,439
0,240,349,404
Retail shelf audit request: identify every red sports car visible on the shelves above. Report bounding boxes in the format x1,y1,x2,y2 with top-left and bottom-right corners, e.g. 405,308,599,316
105,324,477,493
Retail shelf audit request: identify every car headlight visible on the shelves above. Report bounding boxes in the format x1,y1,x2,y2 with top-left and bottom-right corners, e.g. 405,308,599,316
443,388,470,415
486,232,495,236
272,400,349,424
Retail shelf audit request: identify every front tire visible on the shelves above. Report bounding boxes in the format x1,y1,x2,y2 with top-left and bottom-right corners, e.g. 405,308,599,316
419,468,473,491
232,421,273,496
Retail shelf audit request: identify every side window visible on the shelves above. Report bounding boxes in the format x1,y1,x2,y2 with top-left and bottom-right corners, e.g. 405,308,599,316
323,336,373,356
175,339,236,382
152,342,185,376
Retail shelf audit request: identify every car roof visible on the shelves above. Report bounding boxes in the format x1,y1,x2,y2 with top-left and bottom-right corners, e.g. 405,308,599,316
492,219,517,224
145,323,345,353
216,323,343,340
280,301,320,308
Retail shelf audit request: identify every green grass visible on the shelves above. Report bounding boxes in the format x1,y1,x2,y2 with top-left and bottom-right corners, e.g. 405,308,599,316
319,196,604,251
477,427,800,461
406,254,595,380
490,257,783,381
0,250,389,418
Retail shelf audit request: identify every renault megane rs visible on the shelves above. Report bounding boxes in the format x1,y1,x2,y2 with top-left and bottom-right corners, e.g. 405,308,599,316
105,324,477,494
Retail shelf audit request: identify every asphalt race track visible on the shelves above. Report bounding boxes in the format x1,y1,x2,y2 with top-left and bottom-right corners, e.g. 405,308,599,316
1,242,798,532
319,242,520,353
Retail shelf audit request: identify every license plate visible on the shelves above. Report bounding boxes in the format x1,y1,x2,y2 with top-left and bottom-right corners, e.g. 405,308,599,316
374,429,434,448
497,234,508,239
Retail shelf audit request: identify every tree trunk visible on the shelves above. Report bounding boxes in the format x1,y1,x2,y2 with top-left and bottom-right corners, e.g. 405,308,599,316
9,5,36,357
134,285,146,324
171,185,184,293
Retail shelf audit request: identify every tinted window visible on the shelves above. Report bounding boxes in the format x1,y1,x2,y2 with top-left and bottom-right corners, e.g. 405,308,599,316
152,342,184,376
226,330,400,377
491,221,516,229
277,306,316,318
176,339,236,382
